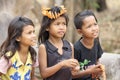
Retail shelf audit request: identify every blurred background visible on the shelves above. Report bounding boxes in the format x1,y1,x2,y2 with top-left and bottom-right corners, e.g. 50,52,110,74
0,0,120,80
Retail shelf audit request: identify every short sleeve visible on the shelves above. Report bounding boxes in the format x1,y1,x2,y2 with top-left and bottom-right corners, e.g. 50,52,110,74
0,56,12,74
74,42,81,62
74,47,81,62
97,41,103,59
74,48,81,60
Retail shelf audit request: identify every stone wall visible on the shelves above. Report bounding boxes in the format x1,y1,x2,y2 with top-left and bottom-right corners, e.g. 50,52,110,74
100,53,120,80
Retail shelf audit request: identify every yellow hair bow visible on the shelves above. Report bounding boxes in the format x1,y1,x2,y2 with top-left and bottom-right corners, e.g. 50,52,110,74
41,6,67,19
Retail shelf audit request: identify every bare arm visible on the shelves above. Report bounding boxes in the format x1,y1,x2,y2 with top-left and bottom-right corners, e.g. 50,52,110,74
69,42,74,59
38,44,78,79
72,64,103,78
72,69,91,78
38,44,63,78
97,59,100,64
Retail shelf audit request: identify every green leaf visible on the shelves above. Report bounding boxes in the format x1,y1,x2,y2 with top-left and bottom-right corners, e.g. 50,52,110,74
83,59,91,65
80,62,84,66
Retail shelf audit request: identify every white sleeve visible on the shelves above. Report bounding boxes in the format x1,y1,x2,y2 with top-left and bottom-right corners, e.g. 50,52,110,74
0,56,12,74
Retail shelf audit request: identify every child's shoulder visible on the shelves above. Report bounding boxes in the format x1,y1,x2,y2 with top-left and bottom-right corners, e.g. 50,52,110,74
0,55,12,74
74,39,81,47
94,38,100,45
62,40,73,50
39,43,45,48
63,40,73,46
38,43,46,51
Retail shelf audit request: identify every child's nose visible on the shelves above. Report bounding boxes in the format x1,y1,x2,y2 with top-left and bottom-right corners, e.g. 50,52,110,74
59,24,65,29
32,33,36,38
92,25,98,30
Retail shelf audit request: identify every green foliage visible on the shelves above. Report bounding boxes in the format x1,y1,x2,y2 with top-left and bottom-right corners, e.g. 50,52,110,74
81,0,100,10
79,59,91,70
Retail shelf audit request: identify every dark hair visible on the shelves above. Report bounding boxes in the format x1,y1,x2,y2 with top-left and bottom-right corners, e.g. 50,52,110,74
0,16,37,62
74,10,97,29
38,6,69,44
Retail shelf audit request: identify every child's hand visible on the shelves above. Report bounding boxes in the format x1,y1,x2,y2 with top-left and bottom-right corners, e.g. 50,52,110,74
92,73,102,79
99,64,106,80
99,64,105,72
87,64,106,80
86,64,103,74
71,64,80,72
60,59,79,68
69,59,80,73
91,64,106,80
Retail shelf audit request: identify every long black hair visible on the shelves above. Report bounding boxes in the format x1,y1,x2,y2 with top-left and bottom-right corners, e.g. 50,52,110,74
0,16,37,62
38,6,69,44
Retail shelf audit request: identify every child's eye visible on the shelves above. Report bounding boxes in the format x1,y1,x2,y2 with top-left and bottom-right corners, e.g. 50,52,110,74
62,22,66,25
87,25,91,28
27,30,35,34
33,30,36,34
33,30,35,33
55,23,60,25
55,22,66,26
94,23,98,26
28,31,32,34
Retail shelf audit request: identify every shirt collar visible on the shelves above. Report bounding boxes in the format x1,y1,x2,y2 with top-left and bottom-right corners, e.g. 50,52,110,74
15,51,32,67
46,40,69,52
46,40,58,52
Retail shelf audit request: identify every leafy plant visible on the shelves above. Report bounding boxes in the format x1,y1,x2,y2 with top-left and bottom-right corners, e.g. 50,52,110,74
81,0,100,10
79,59,91,70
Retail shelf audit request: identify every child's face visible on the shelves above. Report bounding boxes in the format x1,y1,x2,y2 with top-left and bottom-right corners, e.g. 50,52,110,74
47,17,67,38
80,16,99,39
18,25,36,46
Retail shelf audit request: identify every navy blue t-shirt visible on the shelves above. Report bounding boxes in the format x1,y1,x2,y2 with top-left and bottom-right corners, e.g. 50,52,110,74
73,38,103,80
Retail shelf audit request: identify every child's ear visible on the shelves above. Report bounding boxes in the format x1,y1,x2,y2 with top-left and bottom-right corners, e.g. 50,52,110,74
77,29,82,35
